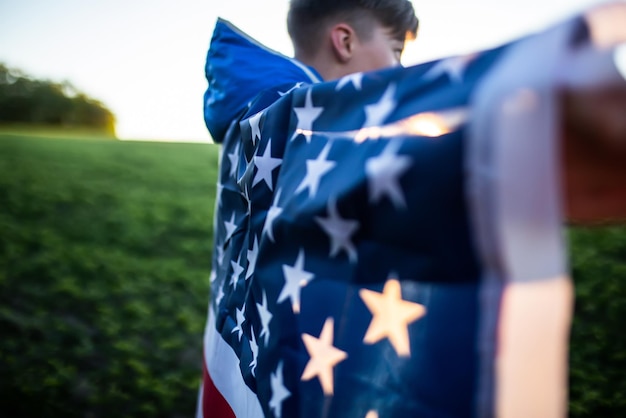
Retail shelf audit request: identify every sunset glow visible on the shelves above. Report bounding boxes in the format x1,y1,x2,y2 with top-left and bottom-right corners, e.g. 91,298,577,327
0,0,612,142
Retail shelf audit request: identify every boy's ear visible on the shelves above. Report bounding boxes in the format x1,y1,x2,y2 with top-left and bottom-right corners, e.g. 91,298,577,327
329,23,356,63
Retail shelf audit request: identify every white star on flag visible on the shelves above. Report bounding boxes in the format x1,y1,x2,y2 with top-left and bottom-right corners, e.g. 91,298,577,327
216,244,225,267
269,361,291,418
230,254,244,289
209,269,217,284
291,88,324,142
335,72,363,91
224,212,237,241
365,140,412,209
363,83,397,128
315,198,360,263
257,290,273,346
248,111,263,145
262,189,283,242
231,304,246,341
359,277,427,357
215,284,225,307
227,141,240,178
423,54,476,84
278,249,315,314
249,327,259,377
246,235,259,280
295,143,336,198
301,317,348,395
278,81,304,97
253,138,282,191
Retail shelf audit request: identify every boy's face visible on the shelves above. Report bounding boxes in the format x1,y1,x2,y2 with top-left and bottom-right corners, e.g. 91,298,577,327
350,24,405,73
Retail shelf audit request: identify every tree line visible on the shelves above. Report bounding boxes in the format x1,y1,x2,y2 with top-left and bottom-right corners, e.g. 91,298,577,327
0,63,116,135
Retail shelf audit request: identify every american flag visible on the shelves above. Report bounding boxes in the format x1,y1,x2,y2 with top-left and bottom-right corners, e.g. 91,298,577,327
199,8,626,418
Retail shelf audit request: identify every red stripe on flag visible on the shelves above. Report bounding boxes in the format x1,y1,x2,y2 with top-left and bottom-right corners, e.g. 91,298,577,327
203,360,236,418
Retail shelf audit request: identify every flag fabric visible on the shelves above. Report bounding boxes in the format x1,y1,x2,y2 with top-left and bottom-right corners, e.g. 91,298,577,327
199,10,625,418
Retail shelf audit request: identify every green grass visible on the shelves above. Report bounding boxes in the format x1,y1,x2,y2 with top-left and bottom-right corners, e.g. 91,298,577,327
0,131,219,417
0,130,624,417
569,227,626,417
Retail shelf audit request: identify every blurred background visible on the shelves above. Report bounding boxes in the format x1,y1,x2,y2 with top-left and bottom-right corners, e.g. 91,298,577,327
0,0,624,417
1,0,621,142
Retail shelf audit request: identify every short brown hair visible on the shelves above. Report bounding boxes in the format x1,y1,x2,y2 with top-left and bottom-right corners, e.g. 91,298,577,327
287,0,419,57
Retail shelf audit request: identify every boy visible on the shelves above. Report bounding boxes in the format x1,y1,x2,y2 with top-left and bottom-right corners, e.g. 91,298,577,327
200,1,626,417
201,2,419,417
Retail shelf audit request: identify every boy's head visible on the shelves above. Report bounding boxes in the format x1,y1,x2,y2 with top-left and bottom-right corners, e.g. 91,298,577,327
287,0,419,80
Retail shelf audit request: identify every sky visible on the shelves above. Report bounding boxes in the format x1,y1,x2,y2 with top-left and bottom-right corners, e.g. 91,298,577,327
0,0,617,142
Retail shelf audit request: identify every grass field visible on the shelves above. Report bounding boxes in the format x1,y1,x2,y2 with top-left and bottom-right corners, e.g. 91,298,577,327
0,131,624,417
0,131,218,417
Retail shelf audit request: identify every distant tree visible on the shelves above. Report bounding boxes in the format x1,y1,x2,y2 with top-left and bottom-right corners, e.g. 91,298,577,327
0,63,116,135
